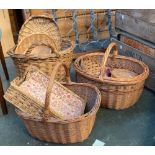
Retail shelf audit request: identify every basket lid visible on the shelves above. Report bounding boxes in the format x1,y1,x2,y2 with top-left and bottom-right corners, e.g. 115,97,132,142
111,69,138,78
19,68,86,120
18,15,62,50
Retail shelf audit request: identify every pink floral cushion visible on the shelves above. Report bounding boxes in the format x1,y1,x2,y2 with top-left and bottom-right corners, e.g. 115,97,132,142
20,71,86,119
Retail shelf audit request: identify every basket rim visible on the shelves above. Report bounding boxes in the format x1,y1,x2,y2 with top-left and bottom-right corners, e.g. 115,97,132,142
7,39,74,60
74,52,149,85
15,33,59,55
15,82,101,124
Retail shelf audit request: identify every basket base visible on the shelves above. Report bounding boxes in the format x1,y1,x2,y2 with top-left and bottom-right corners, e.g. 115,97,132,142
22,118,94,144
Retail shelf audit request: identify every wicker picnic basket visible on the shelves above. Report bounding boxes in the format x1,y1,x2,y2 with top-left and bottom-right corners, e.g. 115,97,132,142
14,62,101,144
74,42,149,110
18,14,62,50
4,62,87,119
8,34,74,81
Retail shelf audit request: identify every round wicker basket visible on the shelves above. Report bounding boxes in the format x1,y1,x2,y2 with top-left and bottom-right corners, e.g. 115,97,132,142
74,42,149,110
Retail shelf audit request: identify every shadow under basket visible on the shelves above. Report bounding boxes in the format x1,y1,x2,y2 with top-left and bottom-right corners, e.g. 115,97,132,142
16,82,101,144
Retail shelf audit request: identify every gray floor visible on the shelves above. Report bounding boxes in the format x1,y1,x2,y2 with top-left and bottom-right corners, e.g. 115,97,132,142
0,58,155,146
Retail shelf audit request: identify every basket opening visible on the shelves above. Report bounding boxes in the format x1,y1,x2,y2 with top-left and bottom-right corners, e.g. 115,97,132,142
78,54,145,78
64,84,98,114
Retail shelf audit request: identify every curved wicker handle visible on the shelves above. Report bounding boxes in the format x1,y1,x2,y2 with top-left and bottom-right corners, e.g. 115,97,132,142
43,62,71,121
99,42,119,81
18,65,39,84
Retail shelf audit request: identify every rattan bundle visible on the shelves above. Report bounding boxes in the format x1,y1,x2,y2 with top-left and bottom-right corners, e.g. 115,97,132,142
8,34,74,81
74,42,149,110
14,63,101,144
18,15,62,50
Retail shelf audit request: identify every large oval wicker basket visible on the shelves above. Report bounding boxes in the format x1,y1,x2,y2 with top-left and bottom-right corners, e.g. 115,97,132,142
15,63,101,144
18,15,62,50
8,34,74,81
74,42,149,110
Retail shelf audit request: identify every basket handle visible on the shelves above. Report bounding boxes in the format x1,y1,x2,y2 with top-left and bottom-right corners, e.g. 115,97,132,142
42,62,71,121
18,65,39,84
99,42,119,81
23,41,61,57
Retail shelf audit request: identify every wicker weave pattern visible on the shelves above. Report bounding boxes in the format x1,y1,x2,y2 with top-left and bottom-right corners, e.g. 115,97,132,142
8,39,74,81
74,42,149,110
18,111,96,143
14,63,101,144
4,63,77,117
76,74,144,109
15,34,59,54
18,15,62,50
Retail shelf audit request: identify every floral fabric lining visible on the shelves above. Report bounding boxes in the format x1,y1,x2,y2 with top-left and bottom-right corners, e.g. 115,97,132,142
20,71,86,119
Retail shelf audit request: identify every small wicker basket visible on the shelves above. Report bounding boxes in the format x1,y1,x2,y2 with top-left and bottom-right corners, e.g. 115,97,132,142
8,34,74,81
14,63,101,144
18,14,62,50
74,42,149,110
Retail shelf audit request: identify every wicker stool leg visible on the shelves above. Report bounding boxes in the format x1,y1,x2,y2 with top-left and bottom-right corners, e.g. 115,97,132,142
0,76,8,115
0,43,9,80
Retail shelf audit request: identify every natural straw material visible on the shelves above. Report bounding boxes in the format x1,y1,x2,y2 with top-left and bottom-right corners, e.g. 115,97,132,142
20,64,86,120
8,34,74,81
15,33,59,55
4,62,86,120
74,42,149,110
18,15,62,50
14,62,101,144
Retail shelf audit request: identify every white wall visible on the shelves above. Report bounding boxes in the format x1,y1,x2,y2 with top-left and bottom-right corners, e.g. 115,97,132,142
0,9,15,57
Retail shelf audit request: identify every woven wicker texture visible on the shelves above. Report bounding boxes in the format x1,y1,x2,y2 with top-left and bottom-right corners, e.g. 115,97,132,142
18,15,62,50
19,63,86,119
4,62,83,118
8,37,74,81
74,42,149,110
15,34,59,55
14,62,101,144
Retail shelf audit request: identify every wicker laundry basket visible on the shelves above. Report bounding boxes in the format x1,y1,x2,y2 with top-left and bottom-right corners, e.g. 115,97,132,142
15,62,101,144
8,34,74,81
18,15,62,50
74,42,149,110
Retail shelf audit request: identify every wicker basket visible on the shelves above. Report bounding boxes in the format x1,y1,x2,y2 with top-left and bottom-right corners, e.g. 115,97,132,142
15,63,101,144
8,34,74,81
4,62,86,119
18,15,62,50
74,42,149,110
